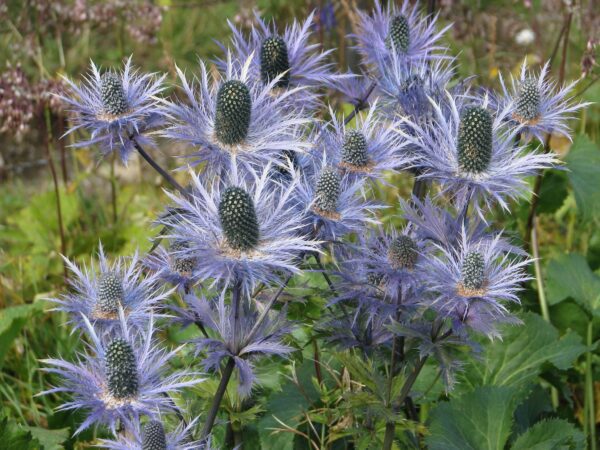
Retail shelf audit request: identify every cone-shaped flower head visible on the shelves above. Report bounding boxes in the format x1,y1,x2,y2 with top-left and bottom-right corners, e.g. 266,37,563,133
514,77,540,123
387,14,410,53
142,420,167,450
457,107,493,174
387,235,418,270
342,130,369,168
59,57,165,163
314,167,341,214
260,35,291,88
144,239,199,293
96,272,125,317
215,80,252,145
460,251,485,292
105,338,139,399
218,186,260,251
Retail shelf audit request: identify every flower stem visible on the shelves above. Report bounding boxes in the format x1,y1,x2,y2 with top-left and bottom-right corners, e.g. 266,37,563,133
585,320,597,450
343,82,376,126
110,152,118,224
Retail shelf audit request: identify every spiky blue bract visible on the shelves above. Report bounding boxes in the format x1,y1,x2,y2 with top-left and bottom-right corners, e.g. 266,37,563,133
50,243,170,334
98,418,202,450
420,228,531,338
159,164,321,296
220,11,348,112
319,101,413,182
40,315,203,435
144,241,201,293
332,71,375,109
353,0,451,76
325,306,393,353
497,60,589,143
59,56,165,164
295,151,383,241
184,292,293,397
397,93,558,216
161,53,310,176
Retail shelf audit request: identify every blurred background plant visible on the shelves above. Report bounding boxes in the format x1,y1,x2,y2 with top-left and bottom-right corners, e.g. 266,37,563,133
0,0,598,448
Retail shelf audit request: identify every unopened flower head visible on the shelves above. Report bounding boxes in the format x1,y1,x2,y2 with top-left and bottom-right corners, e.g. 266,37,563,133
162,53,309,175
50,244,169,334
159,164,320,295
59,57,165,163
353,0,450,76
40,315,203,434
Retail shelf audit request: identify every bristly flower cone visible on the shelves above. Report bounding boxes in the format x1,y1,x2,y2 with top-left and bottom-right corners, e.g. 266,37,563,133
105,338,139,399
387,235,418,270
457,107,493,173
342,130,369,167
96,272,124,315
170,240,194,275
387,14,410,52
142,420,167,450
100,72,128,116
215,80,252,145
315,167,341,213
515,77,541,122
461,251,485,291
219,186,260,251
260,36,291,88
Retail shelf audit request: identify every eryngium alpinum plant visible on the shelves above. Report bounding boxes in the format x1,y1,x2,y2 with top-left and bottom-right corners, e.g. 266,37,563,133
43,1,588,448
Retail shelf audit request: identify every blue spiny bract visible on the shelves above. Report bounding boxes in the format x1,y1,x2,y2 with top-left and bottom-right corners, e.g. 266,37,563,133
387,15,410,52
260,36,291,88
100,72,128,116
461,251,485,291
387,235,418,270
218,186,260,251
342,130,369,168
457,107,493,174
142,420,167,450
215,80,252,145
314,167,341,213
105,338,139,399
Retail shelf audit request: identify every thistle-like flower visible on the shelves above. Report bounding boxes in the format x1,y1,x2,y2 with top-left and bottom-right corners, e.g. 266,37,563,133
99,418,203,450
144,240,200,293
160,164,320,295
220,11,346,112
183,292,293,396
50,244,169,333
397,93,558,215
59,57,165,163
319,101,412,182
353,0,450,76
295,152,382,241
497,60,588,143
420,229,531,338
40,315,203,434
161,53,309,175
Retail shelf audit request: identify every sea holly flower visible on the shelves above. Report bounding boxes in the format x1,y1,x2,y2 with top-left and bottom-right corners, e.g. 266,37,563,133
40,315,203,434
319,101,413,182
496,60,589,143
59,56,165,164
325,306,394,353
160,164,320,295
353,0,450,76
99,418,203,450
420,228,531,338
220,11,347,112
50,244,170,334
144,240,201,293
162,53,310,175
397,93,558,215
183,292,293,396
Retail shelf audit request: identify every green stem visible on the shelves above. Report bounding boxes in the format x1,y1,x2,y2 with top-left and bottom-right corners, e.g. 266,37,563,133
110,153,118,225
586,321,596,450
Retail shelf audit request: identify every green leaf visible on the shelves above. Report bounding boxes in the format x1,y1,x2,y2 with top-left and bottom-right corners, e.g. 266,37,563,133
459,313,586,392
28,427,69,450
511,419,585,450
427,386,518,450
0,302,46,369
545,253,600,315
565,134,600,221
0,416,42,450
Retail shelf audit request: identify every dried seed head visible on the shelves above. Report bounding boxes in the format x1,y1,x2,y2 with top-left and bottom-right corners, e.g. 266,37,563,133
457,107,493,173
387,235,418,270
219,186,260,251
142,420,167,450
387,15,410,53
461,251,485,291
97,272,124,315
215,80,252,145
105,338,139,399
260,35,291,88
100,72,128,116
315,167,341,213
515,77,540,122
342,130,369,167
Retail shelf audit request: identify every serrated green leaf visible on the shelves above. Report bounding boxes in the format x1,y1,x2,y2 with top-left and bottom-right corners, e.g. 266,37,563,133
565,134,600,221
28,427,69,450
545,253,600,315
0,302,46,369
459,313,586,392
511,419,585,450
427,386,518,450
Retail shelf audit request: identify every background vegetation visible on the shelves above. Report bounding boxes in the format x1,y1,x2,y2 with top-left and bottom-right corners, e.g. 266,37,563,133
0,0,599,448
